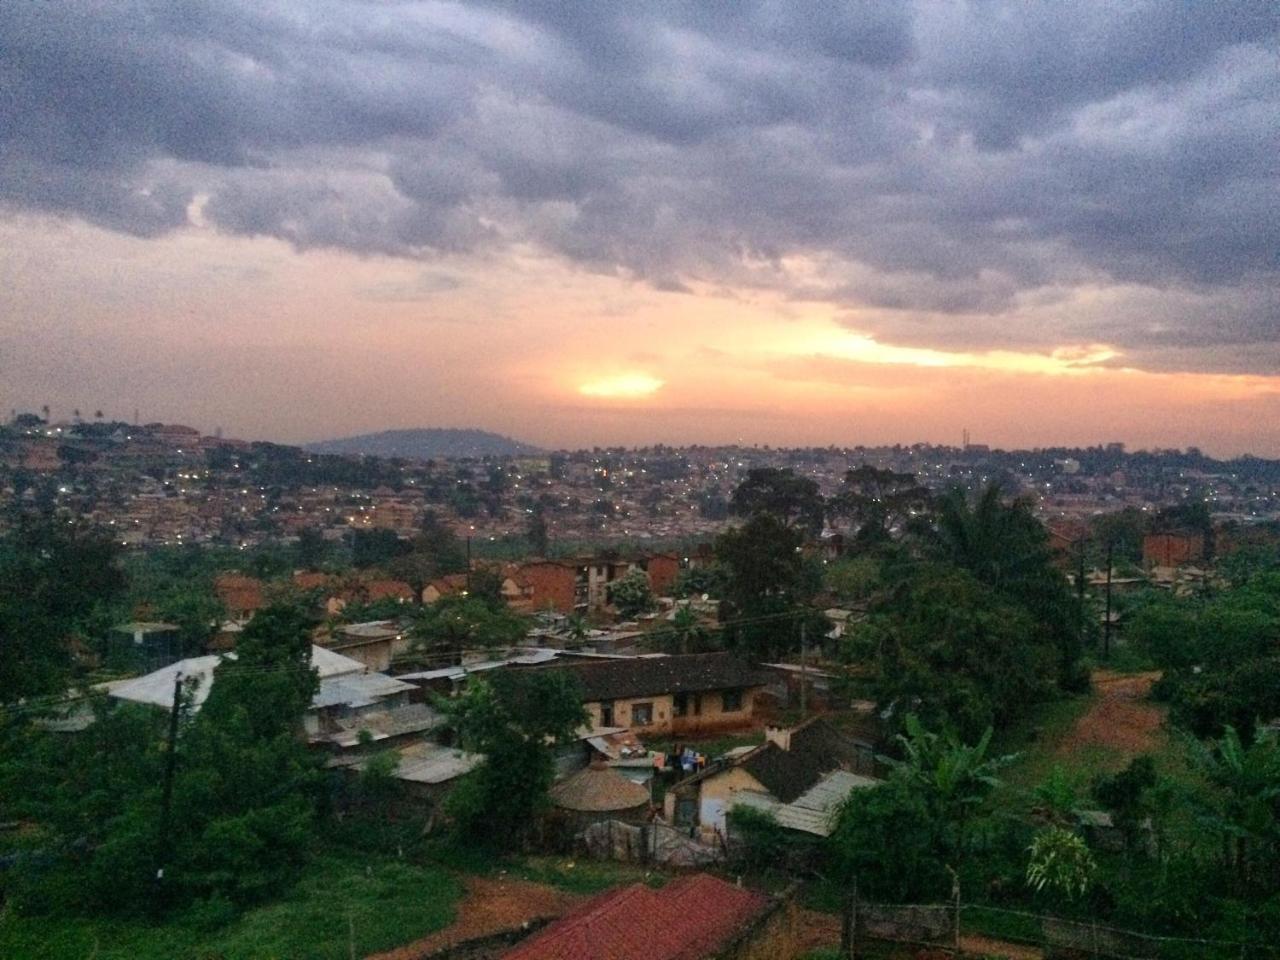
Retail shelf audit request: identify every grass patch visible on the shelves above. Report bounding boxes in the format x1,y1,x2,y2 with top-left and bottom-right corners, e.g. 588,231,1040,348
0,848,461,960
509,855,666,895
991,693,1094,796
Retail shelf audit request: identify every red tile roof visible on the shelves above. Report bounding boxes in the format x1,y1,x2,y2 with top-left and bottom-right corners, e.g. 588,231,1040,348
502,874,772,960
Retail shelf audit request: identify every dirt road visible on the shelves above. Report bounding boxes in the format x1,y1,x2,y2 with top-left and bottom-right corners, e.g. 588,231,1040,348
1056,670,1164,763
365,875,585,960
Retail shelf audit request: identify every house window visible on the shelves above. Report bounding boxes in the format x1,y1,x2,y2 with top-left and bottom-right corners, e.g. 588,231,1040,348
722,689,744,712
600,701,615,727
631,702,654,726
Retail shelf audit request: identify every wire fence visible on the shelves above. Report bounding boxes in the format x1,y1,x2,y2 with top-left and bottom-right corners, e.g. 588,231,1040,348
835,894,1280,959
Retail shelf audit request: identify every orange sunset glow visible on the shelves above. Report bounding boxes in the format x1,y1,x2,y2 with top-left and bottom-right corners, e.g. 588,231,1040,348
0,3,1275,456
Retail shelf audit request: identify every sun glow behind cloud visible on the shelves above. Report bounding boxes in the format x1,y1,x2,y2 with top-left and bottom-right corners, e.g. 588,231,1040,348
578,373,665,398
795,330,1122,375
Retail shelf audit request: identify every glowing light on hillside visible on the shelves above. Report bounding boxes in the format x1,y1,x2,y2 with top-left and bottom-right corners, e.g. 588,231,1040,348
579,373,665,398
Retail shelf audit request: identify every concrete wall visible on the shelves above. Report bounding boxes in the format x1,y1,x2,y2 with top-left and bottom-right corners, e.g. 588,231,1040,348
664,764,768,834
327,638,393,672
583,686,761,737
1143,532,1205,568
517,562,579,613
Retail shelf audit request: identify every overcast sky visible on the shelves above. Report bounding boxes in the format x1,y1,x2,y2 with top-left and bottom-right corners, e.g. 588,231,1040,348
2,1,1277,454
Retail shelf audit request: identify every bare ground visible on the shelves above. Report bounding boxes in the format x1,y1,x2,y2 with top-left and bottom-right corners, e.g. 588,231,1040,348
364,875,586,960
1056,670,1164,763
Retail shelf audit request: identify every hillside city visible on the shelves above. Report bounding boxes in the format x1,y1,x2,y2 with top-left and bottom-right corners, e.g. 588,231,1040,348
3,409,1280,960
4,4,1279,958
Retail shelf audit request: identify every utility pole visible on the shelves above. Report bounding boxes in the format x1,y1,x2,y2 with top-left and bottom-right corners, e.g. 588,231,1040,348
1076,535,1087,648
156,671,182,898
465,529,473,594
1103,540,1114,660
798,621,808,719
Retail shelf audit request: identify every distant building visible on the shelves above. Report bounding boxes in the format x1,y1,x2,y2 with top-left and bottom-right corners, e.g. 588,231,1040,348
535,652,770,737
213,572,265,619
664,716,881,838
1143,532,1205,569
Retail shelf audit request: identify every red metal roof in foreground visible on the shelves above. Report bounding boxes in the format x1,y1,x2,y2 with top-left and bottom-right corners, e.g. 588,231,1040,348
502,873,772,960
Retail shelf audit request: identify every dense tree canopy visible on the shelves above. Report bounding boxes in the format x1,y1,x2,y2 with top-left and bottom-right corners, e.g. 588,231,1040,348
441,670,586,849
0,516,126,702
729,467,824,537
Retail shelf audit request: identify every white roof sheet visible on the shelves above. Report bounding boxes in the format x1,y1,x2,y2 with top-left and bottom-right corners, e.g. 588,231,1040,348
107,645,370,712
391,741,483,784
731,769,880,837
312,672,415,709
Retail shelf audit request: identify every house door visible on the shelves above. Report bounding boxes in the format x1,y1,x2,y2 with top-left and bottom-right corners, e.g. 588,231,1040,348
600,701,614,726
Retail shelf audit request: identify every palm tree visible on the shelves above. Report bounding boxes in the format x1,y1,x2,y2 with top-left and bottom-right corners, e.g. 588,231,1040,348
1189,725,1280,892
927,483,1046,592
885,713,1017,867
925,483,1083,686
563,612,589,646
669,603,709,655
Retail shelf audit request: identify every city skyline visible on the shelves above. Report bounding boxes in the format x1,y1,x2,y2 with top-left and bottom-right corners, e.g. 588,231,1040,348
2,3,1277,455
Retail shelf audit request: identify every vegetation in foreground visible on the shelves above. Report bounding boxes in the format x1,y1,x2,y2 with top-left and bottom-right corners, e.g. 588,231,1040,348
0,849,461,960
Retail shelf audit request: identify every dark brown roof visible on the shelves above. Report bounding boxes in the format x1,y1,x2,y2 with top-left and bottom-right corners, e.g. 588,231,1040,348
543,652,770,703
742,717,872,803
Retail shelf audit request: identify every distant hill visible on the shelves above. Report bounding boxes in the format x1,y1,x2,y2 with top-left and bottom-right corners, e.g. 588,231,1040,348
305,428,542,460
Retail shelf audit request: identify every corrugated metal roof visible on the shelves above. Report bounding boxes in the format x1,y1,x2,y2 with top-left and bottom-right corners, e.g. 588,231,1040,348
106,645,371,712
311,671,416,709
391,741,482,784
731,769,879,837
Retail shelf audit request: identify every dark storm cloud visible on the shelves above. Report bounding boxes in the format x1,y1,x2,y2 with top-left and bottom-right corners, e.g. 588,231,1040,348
1,1,1276,368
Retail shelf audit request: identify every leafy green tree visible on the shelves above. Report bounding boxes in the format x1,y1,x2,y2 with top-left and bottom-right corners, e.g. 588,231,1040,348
608,568,655,619
672,563,727,600
350,528,408,569
667,603,712,655
0,515,126,702
883,714,1015,862
831,715,1013,899
155,586,226,656
729,467,825,537
1093,756,1160,850
852,565,1058,738
0,697,164,914
1188,725,1280,894
0,602,323,916
716,512,823,660
829,465,931,547
526,510,549,556
441,670,586,849
1090,508,1148,566
389,512,468,594
1034,765,1083,826
1139,575,1280,740
823,555,882,603
921,484,1085,691
830,776,943,900
293,526,331,569
411,595,528,660
167,602,322,906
